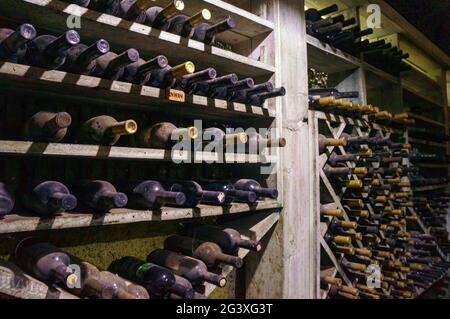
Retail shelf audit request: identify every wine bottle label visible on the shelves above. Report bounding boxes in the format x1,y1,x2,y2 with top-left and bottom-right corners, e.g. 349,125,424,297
166,88,186,102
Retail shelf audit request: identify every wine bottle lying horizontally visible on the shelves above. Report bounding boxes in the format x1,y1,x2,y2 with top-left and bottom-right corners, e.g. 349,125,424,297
79,115,138,145
0,23,37,63
23,111,72,143
0,182,14,217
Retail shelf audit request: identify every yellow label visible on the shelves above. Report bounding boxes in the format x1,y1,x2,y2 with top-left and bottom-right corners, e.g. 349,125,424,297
166,89,186,102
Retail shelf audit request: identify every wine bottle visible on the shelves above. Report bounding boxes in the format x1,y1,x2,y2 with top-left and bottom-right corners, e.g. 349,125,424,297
15,238,79,288
233,179,278,199
246,132,286,152
23,111,72,143
23,181,77,216
202,127,248,148
72,180,128,213
0,24,37,63
231,81,273,104
122,180,186,209
166,181,225,207
132,122,197,149
246,87,286,106
144,0,185,30
318,134,347,152
117,0,154,22
305,4,338,22
169,274,195,299
79,115,138,145
147,61,195,88
320,206,343,218
189,74,238,96
90,49,140,80
328,153,358,166
210,78,255,100
147,249,227,287
191,17,236,45
168,9,211,38
24,30,81,69
164,235,243,268
109,256,192,298
121,55,168,84
181,224,261,254
0,182,14,217
172,68,217,91
61,39,110,74
199,181,257,204
309,88,359,99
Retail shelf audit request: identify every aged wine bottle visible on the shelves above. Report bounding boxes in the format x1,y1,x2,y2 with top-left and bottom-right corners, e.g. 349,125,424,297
169,274,195,299
144,0,185,30
15,238,79,288
191,17,236,45
231,81,273,104
199,181,257,204
61,39,110,74
246,132,286,152
147,249,227,287
72,180,128,213
117,0,154,22
79,115,138,145
109,256,193,298
168,9,211,38
122,180,186,209
164,235,243,268
189,74,238,96
0,24,37,63
122,55,169,84
210,78,255,100
309,88,359,99
202,127,248,147
133,122,197,149
233,179,278,199
320,206,343,218
172,68,217,91
167,181,225,207
0,182,14,217
147,61,195,88
22,111,72,143
24,30,81,69
305,4,338,22
90,49,140,80
24,181,77,216
319,134,347,152
247,87,286,106
181,224,261,254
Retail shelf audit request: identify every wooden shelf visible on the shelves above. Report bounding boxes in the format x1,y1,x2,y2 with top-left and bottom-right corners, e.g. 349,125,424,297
408,138,447,149
403,85,446,111
0,200,281,234
362,61,400,89
1,0,275,80
415,163,448,169
204,211,280,297
312,110,391,132
0,62,275,122
408,113,446,128
0,260,79,299
306,35,361,73
0,140,277,164
412,184,449,192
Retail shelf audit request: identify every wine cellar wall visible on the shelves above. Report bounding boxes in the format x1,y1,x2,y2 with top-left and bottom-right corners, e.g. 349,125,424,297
0,0,449,300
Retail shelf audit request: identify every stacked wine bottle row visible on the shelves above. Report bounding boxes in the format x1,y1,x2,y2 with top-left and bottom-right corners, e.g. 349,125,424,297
308,88,415,126
319,126,449,298
63,0,235,46
0,23,285,107
0,179,278,217
5,224,261,299
305,4,411,75
8,111,286,152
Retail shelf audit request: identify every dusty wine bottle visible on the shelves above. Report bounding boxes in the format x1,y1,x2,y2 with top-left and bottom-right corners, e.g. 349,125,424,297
189,73,238,96
15,238,79,288
164,235,243,268
167,181,225,207
172,68,217,91
231,82,274,104
305,4,338,22
168,9,211,38
233,179,278,199
24,30,81,69
90,49,140,80
247,87,286,106
210,78,255,100
147,61,195,88
199,181,257,204
122,55,169,84
79,115,138,145
144,0,185,30
181,224,262,254
122,180,186,209
0,182,14,217
132,122,198,149
23,181,77,216
0,24,37,62
147,249,227,287
23,111,72,143
72,180,128,213
191,17,236,45
61,39,110,74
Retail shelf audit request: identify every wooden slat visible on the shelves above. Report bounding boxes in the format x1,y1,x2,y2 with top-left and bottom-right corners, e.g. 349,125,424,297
409,138,447,149
412,184,449,192
407,113,446,128
0,140,275,164
0,0,275,79
0,200,282,234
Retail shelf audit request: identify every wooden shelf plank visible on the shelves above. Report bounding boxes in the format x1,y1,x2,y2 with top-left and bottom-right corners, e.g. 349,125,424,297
306,35,361,73
362,61,400,88
412,184,448,192
0,200,281,234
403,85,446,111
407,113,446,128
0,140,276,164
203,211,280,297
1,0,274,79
0,260,79,299
415,163,448,169
0,62,275,122
409,138,447,149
